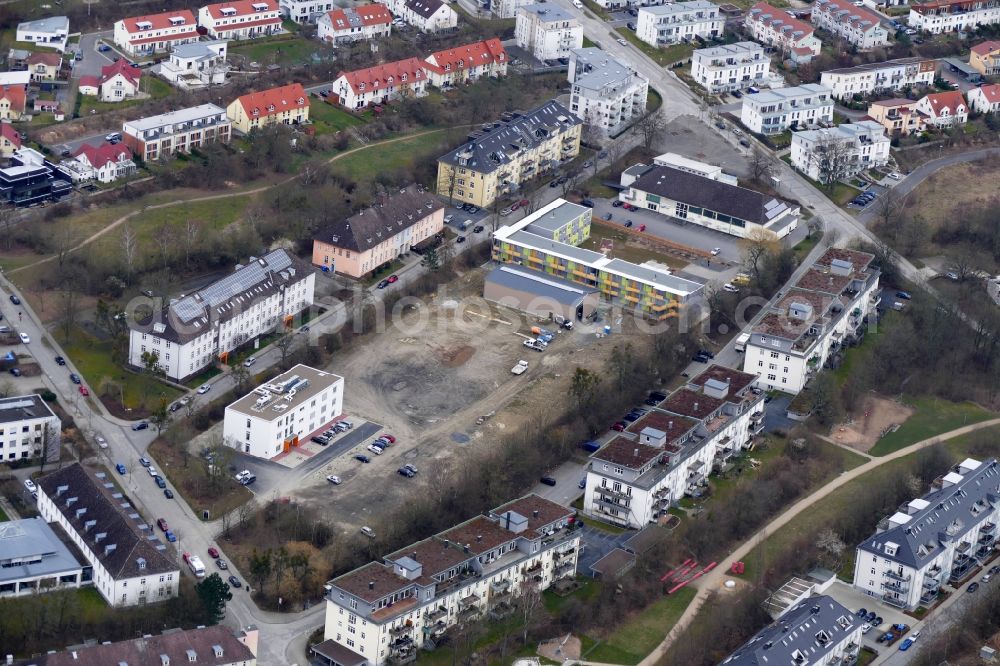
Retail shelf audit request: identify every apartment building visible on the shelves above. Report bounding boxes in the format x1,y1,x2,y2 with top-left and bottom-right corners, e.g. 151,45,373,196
914,89,968,127
226,83,310,133
436,101,582,208
690,41,770,94
280,0,336,23
791,121,891,183
969,40,1000,75
122,104,232,161
312,184,444,277
317,4,393,44
568,47,649,134
114,10,199,56
515,5,583,61
127,249,315,381
24,626,258,666
491,199,705,320
820,57,937,99
0,85,26,121
853,457,1000,610
722,596,863,666
198,0,282,40
384,0,458,32
619,163,799,239
494,0,534,19
636,1,723,47
36,463,179,608
585,365,765,528
157,40,229,88
15,16,69,52
866,98,927,136
740,83,833,134
968,82,1000,113
78,59,142,103
0,394,60,463
812,0,888,49
909,0,1000,33
319,495,580,666
742,248,881,394
0,124,21,158
0,518,88,599
223,364,344,459
744,2,821,62
424,38,508,87
331,57,428,110
70,142,137,183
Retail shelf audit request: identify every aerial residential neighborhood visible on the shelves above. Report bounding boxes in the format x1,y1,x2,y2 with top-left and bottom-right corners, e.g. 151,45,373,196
0,0,998,662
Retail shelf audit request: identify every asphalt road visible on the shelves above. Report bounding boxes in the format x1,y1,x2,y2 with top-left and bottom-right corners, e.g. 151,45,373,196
73,31,115,81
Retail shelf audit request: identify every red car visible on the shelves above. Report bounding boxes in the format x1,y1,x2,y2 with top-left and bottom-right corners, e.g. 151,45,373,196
182,552,192,564
638,224,646,232
623,203,636,211
79,386,89,396
611,421,627,432
157,518,169,532
208,547,220,559
387,275,399,284
380,434,396,443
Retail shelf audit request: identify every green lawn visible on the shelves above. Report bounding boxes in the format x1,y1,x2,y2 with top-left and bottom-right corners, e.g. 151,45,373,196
0,505,8,522
59,327,182,416
832,316,891,386
584,587,697,664
544,577,600,616
79,76,174,116
581,0,613,19
868,397,995,456
230,36,327,67
615,28,694,66
792,233,820,263
329,130,451,182
310,101,365,136
647,88,663,113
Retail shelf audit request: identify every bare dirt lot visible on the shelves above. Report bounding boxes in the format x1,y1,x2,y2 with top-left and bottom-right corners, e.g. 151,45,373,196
289,267,650,532
903,160,1000,227
829,394,915,453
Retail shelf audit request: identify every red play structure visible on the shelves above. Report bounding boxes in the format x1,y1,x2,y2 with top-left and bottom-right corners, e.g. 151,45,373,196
660,560,718,594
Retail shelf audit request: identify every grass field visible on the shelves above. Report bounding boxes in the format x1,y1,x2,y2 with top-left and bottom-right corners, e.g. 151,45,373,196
149,438,252,520
615,28,694,66
79,76,174,116
329,130,453,182
309,101,365,136
230,36,327,66
579,224,688,270
585,587,697,664
58,327,182,415
868,397,995,456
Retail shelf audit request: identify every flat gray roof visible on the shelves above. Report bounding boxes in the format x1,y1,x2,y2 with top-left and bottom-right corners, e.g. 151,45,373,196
124,104,226,132
525,200,590,235
486,265,597,307
0,518,83,584
508,229,606,264
602,258,702,296
17,16,69,33
0,394,56,426
520,3,576,21
227,364,343,422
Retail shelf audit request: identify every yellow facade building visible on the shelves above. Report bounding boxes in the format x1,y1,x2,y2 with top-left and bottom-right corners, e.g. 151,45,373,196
226,83,310,134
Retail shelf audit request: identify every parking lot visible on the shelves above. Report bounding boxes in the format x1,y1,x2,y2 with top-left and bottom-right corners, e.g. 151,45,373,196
822,581,917,652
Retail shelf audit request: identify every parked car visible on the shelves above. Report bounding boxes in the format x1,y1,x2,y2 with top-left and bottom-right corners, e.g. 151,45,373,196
197,384,211,394
228,576,242,588
473,225,484,233
387,275,399,284
216,559,228,570
539,476,557,486
23,478,36,493
968,582,980,592
154,475,166,489
244,356,257,367
19,332,29,344
398,466,416,478
710,247,721,256
69,373,81,384
612,200,623,208
361,526,376,538
131,421,149,431
139,457,151,467
367,444,384,455
355,454,371,463
95,435,108,449
208,547,220,559
898,638,913,651
165,530,177,542
326,475,342,484
9,368,20,377
579,199,595,208
646,391,667,405
895,291,912,300
78,385,89,396
54,356,66,365
157,518,169,531
456,236,466,243
164,489,174,499
9,294,20,305
116,463,127,475
611,421,627,431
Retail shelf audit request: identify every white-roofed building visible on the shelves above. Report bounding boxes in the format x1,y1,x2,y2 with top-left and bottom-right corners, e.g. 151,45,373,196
790,121,890,182
279,0,336,23
156,40,229,88
690,41,771,93
122,103,232,161
636,0,723,47
16,16,69,52
568,48,649,134
0,518,87,598
515,4,583,61
740,83,834,134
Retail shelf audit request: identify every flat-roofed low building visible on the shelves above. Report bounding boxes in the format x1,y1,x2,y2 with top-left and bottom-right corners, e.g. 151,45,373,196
819,57,937,100
484,265,599,322
223,364,344,459
740,83,834,134
636,0,723,47
690,41,770,94
0,518,88,598
122,103,232,161
619,163,800,239
0,393,60,464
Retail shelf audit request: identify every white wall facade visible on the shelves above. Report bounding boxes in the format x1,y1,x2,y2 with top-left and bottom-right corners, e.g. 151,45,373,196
812,0,888,48
636,1,723,47
317,11,392,43
740,84,834,134
385,0,457,32
197,4,282,40
515,7,583,61
113,18,199,56
691,41,770,93
968,85,1000,113
820,59,937,100
790,122,891,183
908,1,1000,33
0,402,59,463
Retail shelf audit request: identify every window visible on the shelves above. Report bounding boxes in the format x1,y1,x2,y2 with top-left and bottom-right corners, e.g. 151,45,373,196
767,374,776,381
770,351,779,359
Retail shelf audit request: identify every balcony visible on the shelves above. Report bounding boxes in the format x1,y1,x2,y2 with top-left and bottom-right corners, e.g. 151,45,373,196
424,606,448,622
489,601,515,619
491,578,511,594
457,606,481,623
390,623,414,637
458,593,481,609
882,580,908,593
982,521,997,535
553,561,575,579
554,547,576,560
883,570,911,582
979,531,996,546
880,593,907,609
956,541,972,554
922,576,941,590
522,561,542,575
919,588,940,605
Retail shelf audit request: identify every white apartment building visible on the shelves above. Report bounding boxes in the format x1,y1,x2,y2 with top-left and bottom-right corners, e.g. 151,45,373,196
28,626,258,666
744,3,821,62
318,4,393,44
113,10,200,57
908,0,1000,34
740,83,834,134
70,142,137,184
198,0,283,40
722,596,863,666
812,0,888,49
820,57,937,100
15,16,69,52
790,121,890,183
127,249,315,382
0,394,60,464
331,57,428,110
156,40,230,88
319,495,580,666
584,366,766,529
690,41,770,94
494,0,533,19
36,463,180,608
568,47,649,134
0,518,87,598
384,0,458,32
968,83,1000,113
742,248,881,394
279,0,336,23
123,104,232,161
636,0,723,47
853,457,1000,610
515,5,583,62
223,364,344,459
619,163,799,239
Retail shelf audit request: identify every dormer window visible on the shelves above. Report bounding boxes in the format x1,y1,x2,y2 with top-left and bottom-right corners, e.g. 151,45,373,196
297,97,305,105
267,104,275,112
252,107,259,116
401,73,407,82
359,82,365,90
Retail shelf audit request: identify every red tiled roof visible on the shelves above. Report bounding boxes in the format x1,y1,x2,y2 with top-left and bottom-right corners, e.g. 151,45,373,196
912,0,980,13
0,123,21,148
101,59,141,87
0,85,26,113
748,2,815,39
120,9,197,33
79,75,100,88
210,16,283,31
203,0,279,19
336,57,426,95
921,90,967,117
27,52,62,67
424,38,505,74
973,83,1000,105
235,82,309,118
815,0,882,30
326,3,393,30
971,40,1000,56
73,141,133,169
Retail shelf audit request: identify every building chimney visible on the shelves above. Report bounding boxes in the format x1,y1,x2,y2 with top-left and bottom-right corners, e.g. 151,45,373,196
369,581,374,590
476,535,482,542
532,510,539,518
693,402,699,412
634,448,639,457
104,544,117,556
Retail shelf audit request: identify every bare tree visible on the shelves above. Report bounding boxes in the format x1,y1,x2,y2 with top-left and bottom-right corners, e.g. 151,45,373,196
748,147,775,186
560,170,582,197
633,111,666,151
606,139,626,171
518,578,543,644
0,206,16,251
153,223,175,270
815,528,846,569
811,134,855,186
275,329,295,367
120,222,138,283
57,286,80,341
739,227,781,284
183,219,201,268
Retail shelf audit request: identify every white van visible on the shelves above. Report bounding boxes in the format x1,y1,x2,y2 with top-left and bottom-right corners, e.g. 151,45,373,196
573,0,583,7
735,332,749,353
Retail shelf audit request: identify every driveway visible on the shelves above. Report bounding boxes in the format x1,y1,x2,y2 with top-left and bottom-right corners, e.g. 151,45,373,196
531,459,589,506
578,523,631,575
72,31,116,80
